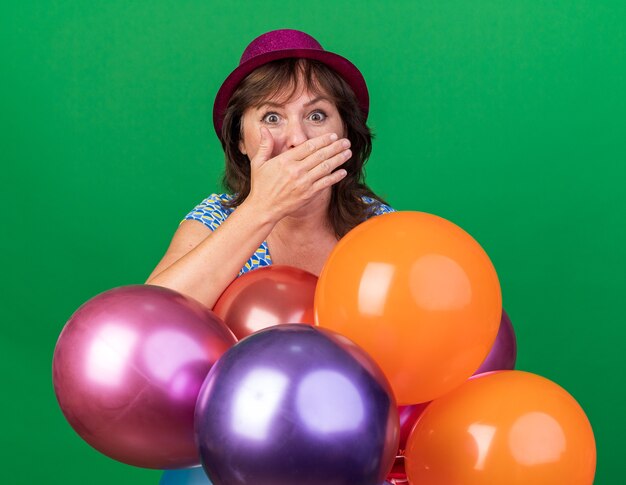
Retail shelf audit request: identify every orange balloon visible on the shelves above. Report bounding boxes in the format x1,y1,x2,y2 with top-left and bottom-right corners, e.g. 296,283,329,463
213,265,317,339
405,371,596,485
315,211,501,404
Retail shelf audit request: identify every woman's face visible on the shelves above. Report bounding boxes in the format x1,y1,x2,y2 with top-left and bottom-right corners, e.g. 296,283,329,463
238,84,346,160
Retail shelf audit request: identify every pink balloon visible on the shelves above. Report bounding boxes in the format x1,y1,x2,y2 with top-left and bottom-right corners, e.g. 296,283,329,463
52,285,236,469
387,403,430,482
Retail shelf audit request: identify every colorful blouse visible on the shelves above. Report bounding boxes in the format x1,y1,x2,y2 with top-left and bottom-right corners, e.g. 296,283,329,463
184,193,395,276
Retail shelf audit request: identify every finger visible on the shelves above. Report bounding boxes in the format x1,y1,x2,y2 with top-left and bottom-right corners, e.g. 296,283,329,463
305,147,352,184
251,126,274,167
300,138,351,173
310,167,348,193
284,132,340,162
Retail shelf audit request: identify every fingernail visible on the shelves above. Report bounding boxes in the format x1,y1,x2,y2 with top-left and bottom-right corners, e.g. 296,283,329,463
330,133,338,141
342,139,351,148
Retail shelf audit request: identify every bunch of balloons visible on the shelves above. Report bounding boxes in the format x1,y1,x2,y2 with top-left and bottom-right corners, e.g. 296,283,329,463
52,211,596,484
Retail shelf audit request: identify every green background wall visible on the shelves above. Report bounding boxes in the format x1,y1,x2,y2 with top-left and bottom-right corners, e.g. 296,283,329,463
2,1,624,483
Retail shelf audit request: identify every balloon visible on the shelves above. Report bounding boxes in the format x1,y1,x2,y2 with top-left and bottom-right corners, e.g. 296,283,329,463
315,211,502,404
397,403,430,458
405,370,596,484
53,285,236,469
474,309,517,375
160,467,213,484
387,403,430,482
195,325,399,485
157,468,394,485
158,468,392,485
213,265,317,339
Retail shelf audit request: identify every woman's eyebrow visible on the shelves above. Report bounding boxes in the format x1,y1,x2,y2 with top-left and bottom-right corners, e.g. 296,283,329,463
256,96,330,110
256,101,283,109
304,96,330,106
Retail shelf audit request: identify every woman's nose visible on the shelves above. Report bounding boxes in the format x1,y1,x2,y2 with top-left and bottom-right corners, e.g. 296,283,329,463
284,120,308,149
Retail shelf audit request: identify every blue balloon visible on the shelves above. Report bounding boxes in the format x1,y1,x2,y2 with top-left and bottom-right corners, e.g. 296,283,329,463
195,325,399,485
160,467,213,485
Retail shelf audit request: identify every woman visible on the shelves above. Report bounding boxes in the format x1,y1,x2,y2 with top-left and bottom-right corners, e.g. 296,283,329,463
147,29,394,308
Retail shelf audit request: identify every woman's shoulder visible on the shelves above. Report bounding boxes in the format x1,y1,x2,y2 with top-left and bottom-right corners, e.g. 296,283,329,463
198,192,236,208
184,193,237,230
360,195,396,217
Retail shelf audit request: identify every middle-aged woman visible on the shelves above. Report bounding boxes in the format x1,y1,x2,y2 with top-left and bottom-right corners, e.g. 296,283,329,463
147,29,395,308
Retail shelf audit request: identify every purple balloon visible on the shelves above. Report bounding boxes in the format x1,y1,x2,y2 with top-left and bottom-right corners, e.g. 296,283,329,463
474,309,517,375
53,285,237,469
195,325,399,485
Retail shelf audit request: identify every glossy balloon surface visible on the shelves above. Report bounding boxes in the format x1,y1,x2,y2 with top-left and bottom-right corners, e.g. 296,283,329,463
315,211,502,404
53,285,236,468
159,468,394,485
213,265,317,339
195,325,399,485
474,309,517,375
160,467,213,484
387,403,430,481
159,468,395,485
405,371,596,484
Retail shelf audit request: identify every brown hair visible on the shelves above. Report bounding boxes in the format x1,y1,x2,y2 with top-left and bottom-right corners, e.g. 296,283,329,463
220,58,388,238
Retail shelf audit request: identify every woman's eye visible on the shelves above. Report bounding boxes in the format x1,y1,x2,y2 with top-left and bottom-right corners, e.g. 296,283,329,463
262,113,280,124
308,111,327,123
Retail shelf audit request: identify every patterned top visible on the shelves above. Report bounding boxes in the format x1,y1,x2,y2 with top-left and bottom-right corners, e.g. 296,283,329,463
184,193,395,276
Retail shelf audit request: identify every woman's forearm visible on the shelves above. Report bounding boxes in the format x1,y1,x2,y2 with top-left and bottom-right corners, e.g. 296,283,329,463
146,200,276,309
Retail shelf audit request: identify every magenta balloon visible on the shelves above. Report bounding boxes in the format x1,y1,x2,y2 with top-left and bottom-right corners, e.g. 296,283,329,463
387,403,430,482
474,309,517,375
52,285,237,469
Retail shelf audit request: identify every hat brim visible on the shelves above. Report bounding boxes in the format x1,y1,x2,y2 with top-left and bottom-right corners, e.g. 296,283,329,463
213,48,369,141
